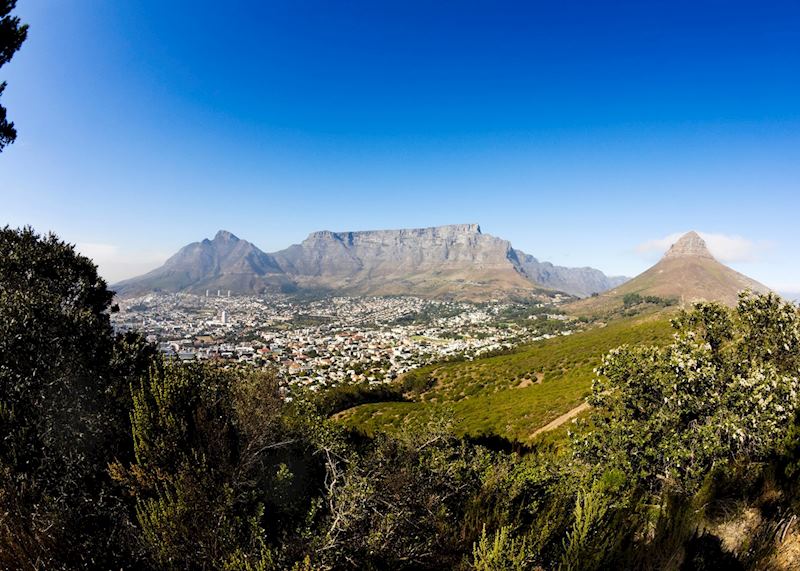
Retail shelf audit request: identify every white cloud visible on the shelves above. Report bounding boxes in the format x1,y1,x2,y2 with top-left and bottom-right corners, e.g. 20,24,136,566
636,231,766,263
75,242,168,283
636,233,685,257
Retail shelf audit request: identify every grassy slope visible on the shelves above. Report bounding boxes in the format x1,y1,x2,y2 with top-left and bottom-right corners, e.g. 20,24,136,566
338,313,674,442
567,257,769,317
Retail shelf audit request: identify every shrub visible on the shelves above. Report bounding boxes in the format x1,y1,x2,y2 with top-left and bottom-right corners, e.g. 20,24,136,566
111,364,324,569
0,227,154,569
579,293,800,497
470,525,530,571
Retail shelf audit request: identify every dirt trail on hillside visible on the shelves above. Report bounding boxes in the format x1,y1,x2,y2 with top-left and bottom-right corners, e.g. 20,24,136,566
531,401,591,438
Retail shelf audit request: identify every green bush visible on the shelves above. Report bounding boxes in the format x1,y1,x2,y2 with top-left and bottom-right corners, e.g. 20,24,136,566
0,227,154,569
580,293,800,497
470,525,530,571
111,364,324,569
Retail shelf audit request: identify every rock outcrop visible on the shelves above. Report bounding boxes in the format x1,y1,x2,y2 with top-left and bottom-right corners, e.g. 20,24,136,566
662,231,715,260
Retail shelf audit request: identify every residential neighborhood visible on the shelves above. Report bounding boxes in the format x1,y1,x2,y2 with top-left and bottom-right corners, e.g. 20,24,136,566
112,292,578,394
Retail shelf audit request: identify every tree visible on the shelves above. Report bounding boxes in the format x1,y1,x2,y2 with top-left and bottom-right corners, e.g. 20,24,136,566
0,0,27,151
578,292,800,497
0,226,154,569
622,293,642,307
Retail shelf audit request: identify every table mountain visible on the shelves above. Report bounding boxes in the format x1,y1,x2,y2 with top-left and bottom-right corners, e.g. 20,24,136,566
113,224,626,299
273,224,532,299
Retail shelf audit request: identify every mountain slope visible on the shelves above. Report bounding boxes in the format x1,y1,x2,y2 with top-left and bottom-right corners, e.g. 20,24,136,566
569,231,769,314
339,315,673,442
113,224,626,299
113,231,293,296
513,249,628,298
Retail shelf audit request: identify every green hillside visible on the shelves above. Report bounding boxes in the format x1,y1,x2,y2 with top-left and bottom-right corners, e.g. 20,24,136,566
338,314,674,442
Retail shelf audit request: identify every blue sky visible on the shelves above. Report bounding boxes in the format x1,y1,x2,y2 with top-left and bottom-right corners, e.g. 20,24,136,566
1,1,799,289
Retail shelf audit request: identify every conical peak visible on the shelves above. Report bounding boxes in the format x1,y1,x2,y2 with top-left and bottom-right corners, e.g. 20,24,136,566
662,231,714,260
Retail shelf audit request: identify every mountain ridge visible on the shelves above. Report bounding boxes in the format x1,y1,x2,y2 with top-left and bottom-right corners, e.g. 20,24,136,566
113,224,627,299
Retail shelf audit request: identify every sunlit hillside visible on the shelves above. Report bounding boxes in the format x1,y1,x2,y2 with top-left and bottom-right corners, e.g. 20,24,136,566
338,313,674,442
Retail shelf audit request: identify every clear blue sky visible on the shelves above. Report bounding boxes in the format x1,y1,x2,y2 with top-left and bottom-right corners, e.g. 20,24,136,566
1,1,799,289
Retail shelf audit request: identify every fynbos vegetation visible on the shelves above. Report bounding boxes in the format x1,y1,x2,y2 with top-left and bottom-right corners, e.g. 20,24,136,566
4,226,800,569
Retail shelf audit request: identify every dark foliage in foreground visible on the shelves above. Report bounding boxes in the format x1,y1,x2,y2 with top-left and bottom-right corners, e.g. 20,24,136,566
3,226,800,570
0,1,27,151
0,227,155,568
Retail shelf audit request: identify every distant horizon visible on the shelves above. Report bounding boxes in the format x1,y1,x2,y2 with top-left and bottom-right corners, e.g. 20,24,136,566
88,223,798,299
2,1,799,291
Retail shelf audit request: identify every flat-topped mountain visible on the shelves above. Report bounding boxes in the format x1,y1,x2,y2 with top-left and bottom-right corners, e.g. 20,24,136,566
113,224,627,299
569,231,769,314
272,224,533,298
273,224,509,276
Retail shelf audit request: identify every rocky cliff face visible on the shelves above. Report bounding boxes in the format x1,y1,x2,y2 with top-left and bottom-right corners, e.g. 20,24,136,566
512,250,629,298
269,224,532,299
274,224,516,277
114,225,626,299
662,231,715,259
